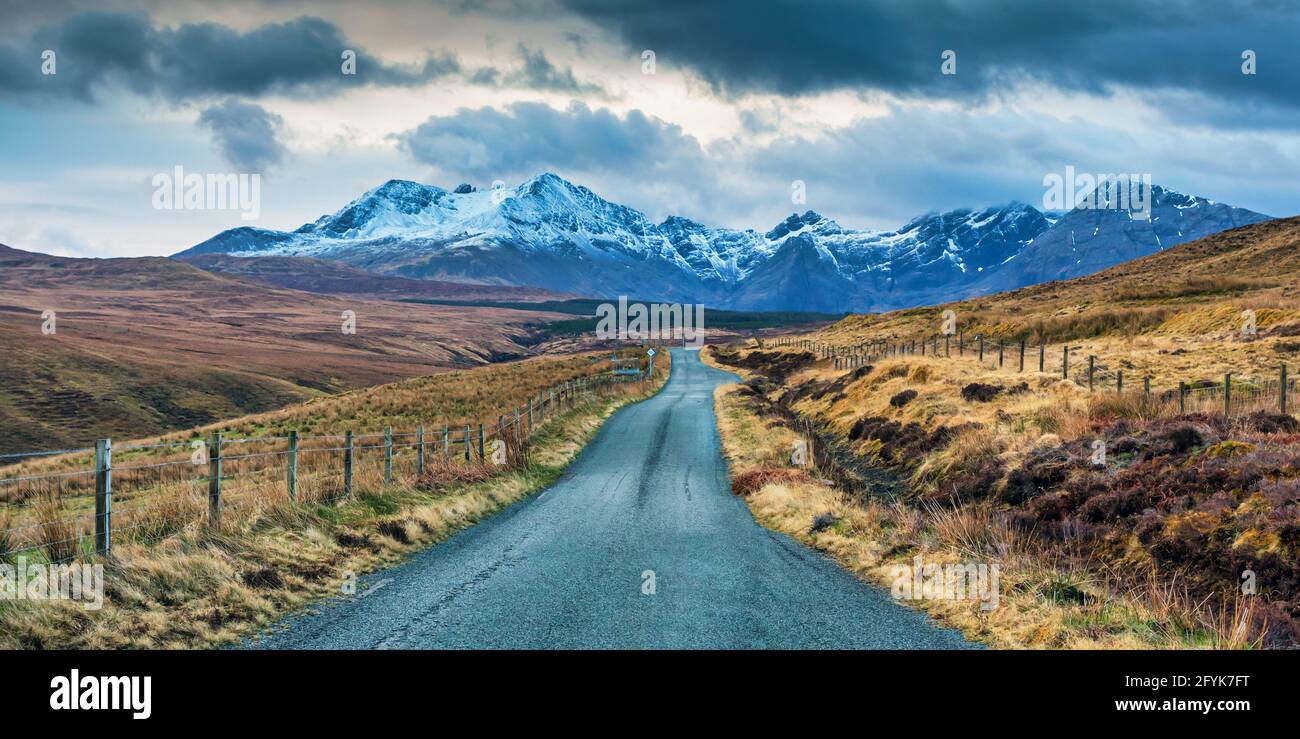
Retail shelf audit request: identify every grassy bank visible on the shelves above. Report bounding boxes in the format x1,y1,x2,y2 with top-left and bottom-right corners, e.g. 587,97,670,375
705,346,1272,648
0,354,669,649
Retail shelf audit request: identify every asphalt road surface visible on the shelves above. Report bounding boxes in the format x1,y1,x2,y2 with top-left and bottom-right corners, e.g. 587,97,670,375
246,348,974,649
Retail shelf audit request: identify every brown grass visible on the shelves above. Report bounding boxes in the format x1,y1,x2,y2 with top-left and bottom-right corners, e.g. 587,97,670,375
0,353,670,648
706,354,1279,649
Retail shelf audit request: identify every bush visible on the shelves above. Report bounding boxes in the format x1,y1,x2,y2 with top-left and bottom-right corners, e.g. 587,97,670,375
731,466,812,497
810,512,838,533
889,389,918,408
961,383,1003,402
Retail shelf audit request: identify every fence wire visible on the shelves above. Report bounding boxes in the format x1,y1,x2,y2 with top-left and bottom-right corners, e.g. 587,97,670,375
0,369,645,564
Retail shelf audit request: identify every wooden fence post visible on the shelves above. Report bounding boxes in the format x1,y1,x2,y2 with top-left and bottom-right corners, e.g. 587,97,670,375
94,438,112,556
1117,370,1124,394
286,430,298,502
1143,376,1151,403
343,430,354,499
1179,381,1187,414
959,332,964,355
1282,364,1289,416
417,425,426,476
1088,356,1095,391
1062,345,1069,379
1019,340,1025,372
527,398,534,434
208,431,223,529
978,335,984,362
442,425,450,461
1039,343,1045,373
945,335,950,356
463,425,472,461
998,342,1004,368
478,424,486,460
1224,372,1232,417
383,426,393,484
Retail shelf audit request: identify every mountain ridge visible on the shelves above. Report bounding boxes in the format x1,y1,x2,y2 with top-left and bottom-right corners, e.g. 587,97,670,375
175,173,1271,312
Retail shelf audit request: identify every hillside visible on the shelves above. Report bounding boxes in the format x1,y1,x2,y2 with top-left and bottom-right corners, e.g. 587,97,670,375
0,244,571,454
178,253,571,302
817,216,1300,380
0,347,667,648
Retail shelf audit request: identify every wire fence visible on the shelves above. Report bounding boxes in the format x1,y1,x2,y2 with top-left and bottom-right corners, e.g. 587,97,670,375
0,368,655,565
769,334,1298,419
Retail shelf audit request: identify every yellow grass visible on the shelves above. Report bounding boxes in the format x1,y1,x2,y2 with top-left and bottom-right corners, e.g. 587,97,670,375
707,355,1264,649
0,352,669,648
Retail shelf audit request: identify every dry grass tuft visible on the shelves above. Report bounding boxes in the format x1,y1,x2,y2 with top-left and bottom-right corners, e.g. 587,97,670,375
731,466,814,497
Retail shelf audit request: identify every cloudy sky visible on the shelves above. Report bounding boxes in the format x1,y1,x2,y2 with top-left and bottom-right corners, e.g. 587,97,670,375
1,0,1297,257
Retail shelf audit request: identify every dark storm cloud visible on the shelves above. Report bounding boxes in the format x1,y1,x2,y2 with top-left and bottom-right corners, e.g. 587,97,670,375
463,44,609,96
396,99,1300,228
396,101,700,181
197,99,287,171
0,11,461,102
561,0,1300,112
506,44,603,94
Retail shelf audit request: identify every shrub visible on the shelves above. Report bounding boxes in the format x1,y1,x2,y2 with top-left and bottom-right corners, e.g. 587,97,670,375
961,383,1003,402
810,512,838,533
889,389,918,408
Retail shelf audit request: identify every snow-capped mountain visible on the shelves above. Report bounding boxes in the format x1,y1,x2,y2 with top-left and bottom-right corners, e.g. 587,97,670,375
175,173,1270,312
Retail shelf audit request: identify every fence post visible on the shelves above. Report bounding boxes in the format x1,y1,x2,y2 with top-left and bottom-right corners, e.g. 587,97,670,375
1282,364,1289,416
527,398,534,435
94,438,112,556
959,332,964,355
478,424,485,460
978,335,984,362
1143,376,1151,403
464,425,472,461
1039,343,1045,372
442,425,450,461
1019,340,1025,372
998,342,1004,368
1179,381,1187,414
945,335,950,356
383,426,393,484
286,430,298,502
1118,370,1124,394
417,425,426,476
1062,345,1069,379
1224,372,1232,417
208,431,223,529
1088,356,1095,391
343,430,354,499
